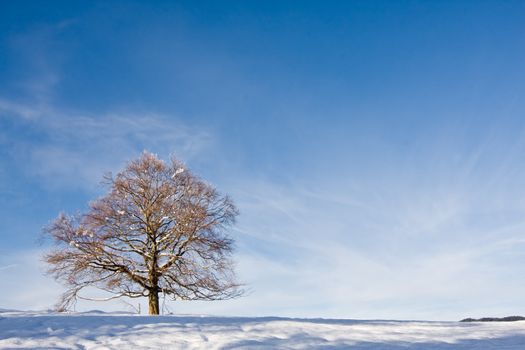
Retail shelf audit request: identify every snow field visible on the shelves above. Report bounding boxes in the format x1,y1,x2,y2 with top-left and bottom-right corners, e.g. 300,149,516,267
1,311,525,349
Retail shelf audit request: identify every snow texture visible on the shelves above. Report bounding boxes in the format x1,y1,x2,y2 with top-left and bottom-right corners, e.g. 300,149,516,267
172,168,185,178
1,310,525,349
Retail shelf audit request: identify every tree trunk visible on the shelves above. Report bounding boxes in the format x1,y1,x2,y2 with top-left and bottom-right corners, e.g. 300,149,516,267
148,289,160,315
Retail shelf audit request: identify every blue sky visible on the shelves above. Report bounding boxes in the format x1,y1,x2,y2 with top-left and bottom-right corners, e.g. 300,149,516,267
2,0,525,320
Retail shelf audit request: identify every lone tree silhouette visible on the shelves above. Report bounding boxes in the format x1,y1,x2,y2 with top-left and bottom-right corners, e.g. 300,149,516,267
44,152,242,314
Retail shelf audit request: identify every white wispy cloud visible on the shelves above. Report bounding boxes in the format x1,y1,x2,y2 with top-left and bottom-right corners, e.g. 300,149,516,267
0,99,213,192
214,168,525,320
0,18,214,193
0,98,43,120
0,264,18,271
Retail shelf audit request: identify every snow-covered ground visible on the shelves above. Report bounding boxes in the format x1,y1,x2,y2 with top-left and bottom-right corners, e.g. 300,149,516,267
1,310,525,349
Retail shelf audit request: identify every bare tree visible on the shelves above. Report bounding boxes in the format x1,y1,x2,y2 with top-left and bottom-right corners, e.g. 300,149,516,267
44,152,242,315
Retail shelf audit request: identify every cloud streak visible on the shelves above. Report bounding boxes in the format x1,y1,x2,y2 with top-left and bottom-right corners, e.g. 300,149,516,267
0,99,213,192
214,167,525,320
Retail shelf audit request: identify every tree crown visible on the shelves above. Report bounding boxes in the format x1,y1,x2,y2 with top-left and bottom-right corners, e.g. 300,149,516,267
45,152,242,314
